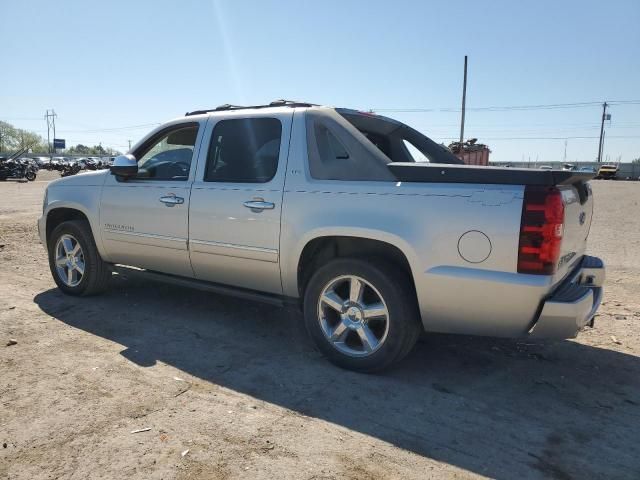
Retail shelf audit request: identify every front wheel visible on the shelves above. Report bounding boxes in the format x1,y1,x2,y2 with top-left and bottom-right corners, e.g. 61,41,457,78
48,220,111,296
25,171,36,181
303,258,421,372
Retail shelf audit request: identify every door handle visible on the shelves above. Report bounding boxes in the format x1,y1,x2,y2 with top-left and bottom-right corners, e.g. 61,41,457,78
243,199,275,212
159,194,184,207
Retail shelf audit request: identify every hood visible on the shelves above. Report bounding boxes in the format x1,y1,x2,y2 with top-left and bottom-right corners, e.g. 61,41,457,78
49,169,109,187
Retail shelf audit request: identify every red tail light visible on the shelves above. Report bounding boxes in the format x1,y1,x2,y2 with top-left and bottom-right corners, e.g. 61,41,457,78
518,186,564,275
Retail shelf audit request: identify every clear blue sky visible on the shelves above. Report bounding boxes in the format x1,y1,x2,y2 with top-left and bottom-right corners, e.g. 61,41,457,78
1,0,639,162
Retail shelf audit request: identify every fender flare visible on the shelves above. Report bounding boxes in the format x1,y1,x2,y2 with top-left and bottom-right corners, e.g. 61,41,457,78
44,200,109,260
282,226,420,298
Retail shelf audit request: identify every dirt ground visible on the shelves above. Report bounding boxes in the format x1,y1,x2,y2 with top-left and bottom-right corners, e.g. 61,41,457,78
1,172,639,480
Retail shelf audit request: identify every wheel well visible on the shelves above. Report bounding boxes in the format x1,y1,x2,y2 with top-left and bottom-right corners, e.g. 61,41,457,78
297,236,414,297
46,208,90,244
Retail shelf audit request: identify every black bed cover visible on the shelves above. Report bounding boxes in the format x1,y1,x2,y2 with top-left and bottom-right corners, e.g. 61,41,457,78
387,163,596,186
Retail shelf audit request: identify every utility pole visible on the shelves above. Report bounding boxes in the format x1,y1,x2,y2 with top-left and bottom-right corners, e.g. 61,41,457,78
597,102,608,163
459,55,468,145
563,139,568,163
128,139,132,151
44,112,50,156
44,109,57,158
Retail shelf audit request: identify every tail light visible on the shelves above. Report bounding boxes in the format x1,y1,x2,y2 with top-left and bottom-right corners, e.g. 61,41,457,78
518,186,564,275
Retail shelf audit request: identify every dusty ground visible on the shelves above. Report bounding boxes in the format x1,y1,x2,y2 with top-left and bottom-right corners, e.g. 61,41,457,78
1,172,639,480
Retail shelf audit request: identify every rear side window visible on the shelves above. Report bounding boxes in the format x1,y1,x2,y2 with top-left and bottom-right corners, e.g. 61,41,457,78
316,124,350,161
305,110,395,182
204,118,282,183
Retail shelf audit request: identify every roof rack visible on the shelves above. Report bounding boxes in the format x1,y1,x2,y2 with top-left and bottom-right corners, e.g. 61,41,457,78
185,99,317,116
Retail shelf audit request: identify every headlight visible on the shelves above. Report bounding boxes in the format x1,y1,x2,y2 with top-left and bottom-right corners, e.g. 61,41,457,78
42,189,48,213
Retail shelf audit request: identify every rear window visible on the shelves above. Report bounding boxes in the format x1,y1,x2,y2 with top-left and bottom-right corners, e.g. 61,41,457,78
338,110,462,165
204,118,281,183
402,139,429,163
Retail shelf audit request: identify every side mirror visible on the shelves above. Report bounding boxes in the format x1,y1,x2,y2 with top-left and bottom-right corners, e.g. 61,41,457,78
110,154,138,179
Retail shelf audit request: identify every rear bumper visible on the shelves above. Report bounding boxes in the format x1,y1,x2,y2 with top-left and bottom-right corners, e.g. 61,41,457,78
528,255,605,339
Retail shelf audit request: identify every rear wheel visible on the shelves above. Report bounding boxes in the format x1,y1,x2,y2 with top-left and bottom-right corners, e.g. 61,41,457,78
48,220,111,296
303,258,421,372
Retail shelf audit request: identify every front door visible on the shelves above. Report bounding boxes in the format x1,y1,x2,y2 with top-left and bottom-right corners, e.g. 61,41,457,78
100,121,206,277
189,113,292,294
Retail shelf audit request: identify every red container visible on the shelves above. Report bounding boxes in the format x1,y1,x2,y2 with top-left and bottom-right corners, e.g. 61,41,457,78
455,147,490,166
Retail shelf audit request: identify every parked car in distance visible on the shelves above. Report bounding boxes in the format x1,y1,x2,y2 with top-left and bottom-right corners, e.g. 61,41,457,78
74,158,88,169
38,100,605,371
86,157,104,168
538,165,553,170
578,166,596,173
32,156,51,167
596,164,618,180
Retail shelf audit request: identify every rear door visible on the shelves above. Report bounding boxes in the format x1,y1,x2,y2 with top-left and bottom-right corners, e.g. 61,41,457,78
188,112,292,294
100,121,206,277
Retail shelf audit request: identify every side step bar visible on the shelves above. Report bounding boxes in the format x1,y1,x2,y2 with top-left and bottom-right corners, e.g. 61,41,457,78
112,265,290,307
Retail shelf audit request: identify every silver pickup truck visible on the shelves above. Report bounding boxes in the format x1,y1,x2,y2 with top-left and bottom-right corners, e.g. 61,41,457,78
38,100,605,371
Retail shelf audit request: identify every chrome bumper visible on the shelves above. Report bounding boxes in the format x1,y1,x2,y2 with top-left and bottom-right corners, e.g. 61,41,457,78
529,255,605,339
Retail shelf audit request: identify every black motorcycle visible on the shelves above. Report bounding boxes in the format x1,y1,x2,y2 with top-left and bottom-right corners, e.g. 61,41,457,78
0,159,32,181
24,161,37,181
60,163,82,177
0,147,38,181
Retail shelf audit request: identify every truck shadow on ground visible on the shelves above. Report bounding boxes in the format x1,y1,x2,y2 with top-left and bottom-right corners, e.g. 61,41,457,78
35,277,640,480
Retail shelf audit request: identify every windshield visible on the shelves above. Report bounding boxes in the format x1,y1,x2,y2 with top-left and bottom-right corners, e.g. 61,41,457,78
336,109,462,165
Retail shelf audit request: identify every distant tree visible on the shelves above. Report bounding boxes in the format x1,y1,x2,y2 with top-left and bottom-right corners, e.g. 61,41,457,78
632,157,640,164
17,129,48,152
65,143,121,156
93,144,107,155
67,144,92,155
0,121,18,152
0,121,47,153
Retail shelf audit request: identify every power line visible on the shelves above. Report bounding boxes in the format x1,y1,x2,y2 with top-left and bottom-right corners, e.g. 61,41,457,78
373,99,640,113
61,123,161,133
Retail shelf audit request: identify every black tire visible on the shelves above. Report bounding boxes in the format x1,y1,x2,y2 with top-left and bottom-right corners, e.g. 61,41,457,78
26,171,36,181
48,220,111,296
303,258,421,372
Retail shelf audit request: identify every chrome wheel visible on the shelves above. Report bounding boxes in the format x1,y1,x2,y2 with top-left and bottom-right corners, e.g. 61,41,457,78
54,234,85,287
317,275,390,357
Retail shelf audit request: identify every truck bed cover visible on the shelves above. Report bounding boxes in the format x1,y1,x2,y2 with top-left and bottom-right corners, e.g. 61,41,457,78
388,163,596,186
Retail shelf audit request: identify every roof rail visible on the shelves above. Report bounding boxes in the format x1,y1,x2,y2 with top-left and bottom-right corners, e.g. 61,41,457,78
185,99,317,116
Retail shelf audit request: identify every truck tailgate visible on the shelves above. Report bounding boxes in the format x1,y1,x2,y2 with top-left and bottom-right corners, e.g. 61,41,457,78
553,181,593,284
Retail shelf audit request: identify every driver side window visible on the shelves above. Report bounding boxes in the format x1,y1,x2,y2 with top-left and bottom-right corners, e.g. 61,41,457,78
135,124,199,181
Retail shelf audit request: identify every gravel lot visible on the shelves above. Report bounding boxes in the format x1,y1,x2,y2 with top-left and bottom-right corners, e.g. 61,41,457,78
1,172,639,480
